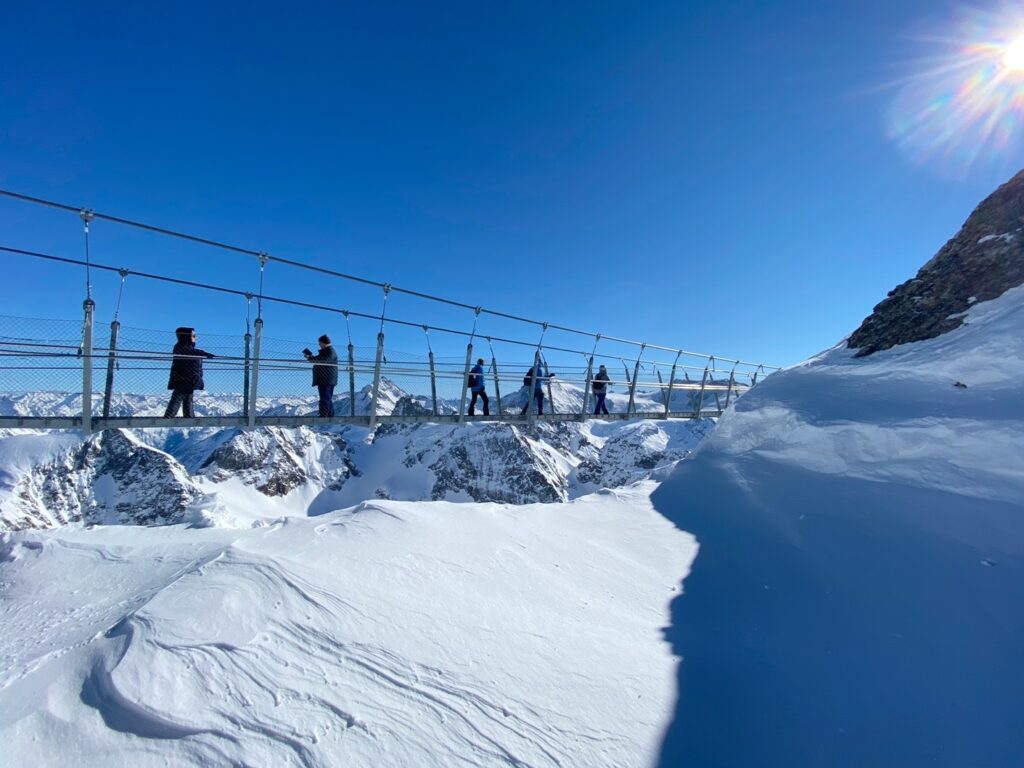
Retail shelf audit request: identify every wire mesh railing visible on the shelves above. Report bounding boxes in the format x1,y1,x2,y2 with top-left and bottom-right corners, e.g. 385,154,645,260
0,187,778,430
0,313,759,428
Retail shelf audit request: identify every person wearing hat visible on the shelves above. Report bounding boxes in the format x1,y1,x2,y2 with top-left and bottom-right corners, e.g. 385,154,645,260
467,357,490,416
591,364,611,415
303,334,338,417
164,327,215,418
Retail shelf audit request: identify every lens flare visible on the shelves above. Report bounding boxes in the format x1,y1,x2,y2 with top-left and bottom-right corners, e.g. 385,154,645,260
1004,34,1024,71
887,7,1024,174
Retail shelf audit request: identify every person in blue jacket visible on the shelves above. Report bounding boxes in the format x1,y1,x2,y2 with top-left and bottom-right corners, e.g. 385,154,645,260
520,364,551,416
164,327,215,418
468,357,490,416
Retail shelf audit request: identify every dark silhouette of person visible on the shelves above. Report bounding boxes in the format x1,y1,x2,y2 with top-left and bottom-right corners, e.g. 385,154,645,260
520,364,551,416
592,364,611,415
164,327,215,418
304,334,338,417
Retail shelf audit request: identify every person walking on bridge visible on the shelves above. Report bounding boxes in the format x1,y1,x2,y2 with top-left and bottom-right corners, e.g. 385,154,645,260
520,364,552,416
592,364,611,415
304,335,338,417
467,357,490,416
164,327,215,418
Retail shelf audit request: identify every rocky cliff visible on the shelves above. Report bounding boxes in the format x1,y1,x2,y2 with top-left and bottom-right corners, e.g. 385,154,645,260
0,417,711,531
849,169,1024,356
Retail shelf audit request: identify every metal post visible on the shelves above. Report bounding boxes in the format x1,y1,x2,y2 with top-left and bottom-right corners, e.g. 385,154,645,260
242,329,252,420
627,345,644,417
723,364,738,410
655,367,665,405
711,361,723,413
248,317,263,428
101,319,120,418
81,299,94,434
663,351,681,419
544,357,555,415
491,354,503,418
580,355,594,418
694,362,710,418
368,331,385,429
458,342,473,423
428,350,439,416
347,343,356,417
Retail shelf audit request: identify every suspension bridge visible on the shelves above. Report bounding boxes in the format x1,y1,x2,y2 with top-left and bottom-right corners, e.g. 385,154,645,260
0,188,779,432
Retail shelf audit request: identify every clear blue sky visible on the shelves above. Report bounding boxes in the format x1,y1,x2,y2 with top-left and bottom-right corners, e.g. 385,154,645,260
2,0,1023,372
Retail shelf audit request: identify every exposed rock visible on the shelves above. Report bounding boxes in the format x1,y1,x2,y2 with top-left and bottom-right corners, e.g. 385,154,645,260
574,420,711,489
392,395,433,417
199,426,355,498
429,424,566,504
1,417,713,530
3,429,202,529
849,169,1024,356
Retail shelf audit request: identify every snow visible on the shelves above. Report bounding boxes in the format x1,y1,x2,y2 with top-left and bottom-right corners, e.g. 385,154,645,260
976,232,1015,243
0,482,696,767
652,283,1024,766
5,280,1020,765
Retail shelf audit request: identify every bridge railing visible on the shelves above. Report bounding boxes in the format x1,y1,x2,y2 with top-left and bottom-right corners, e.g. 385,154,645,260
0,187,779,430
0,313,760,430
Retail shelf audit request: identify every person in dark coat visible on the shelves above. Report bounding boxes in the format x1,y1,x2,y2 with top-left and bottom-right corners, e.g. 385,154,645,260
519,364,552,416
591,364,611,415
467,357,489,416
304,334,338,417
164,327,215,418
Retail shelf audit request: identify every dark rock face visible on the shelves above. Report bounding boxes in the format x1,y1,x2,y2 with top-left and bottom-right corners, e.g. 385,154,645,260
8,430,202,528
391,396,432,417
199,427,352,498
200,427,309,496
428,424,565,504
574,420,707,489
848,169,1024,356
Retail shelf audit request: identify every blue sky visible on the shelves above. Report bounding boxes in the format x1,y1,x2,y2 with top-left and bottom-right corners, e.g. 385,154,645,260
2,0,1023,374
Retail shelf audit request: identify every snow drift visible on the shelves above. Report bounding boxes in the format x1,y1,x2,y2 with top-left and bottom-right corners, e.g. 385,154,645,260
0,483,696,767
653,282,1024,766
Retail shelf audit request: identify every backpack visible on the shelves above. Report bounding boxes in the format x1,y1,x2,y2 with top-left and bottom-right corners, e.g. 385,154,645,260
523,370,533,387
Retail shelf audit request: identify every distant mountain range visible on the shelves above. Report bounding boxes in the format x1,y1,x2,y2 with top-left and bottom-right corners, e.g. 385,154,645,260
0,374,732,420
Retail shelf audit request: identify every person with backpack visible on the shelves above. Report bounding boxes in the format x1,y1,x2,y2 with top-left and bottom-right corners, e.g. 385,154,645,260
591,364,611,415
467,357,490,416
303,334,338,417
164,327,216,418
520,364,551,416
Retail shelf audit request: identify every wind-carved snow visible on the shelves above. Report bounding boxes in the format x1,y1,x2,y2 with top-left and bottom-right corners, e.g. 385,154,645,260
0,484,695,767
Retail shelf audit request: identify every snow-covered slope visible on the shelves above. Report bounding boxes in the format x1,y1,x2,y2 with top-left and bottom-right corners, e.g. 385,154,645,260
0,482,696,767
652,283,1024,767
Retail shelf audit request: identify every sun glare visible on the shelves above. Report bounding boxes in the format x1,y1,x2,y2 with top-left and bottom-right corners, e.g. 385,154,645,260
1003,34,1024,71
886,8,1024,174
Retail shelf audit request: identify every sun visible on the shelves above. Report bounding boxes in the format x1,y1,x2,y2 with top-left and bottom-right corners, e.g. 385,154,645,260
1003,34,1024,72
